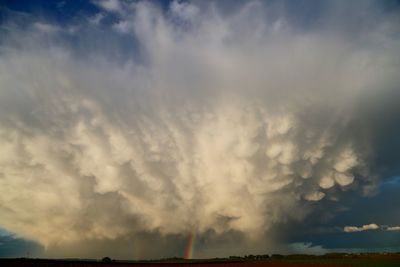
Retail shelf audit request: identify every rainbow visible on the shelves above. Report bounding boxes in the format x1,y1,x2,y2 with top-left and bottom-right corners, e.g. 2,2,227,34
184,229,196,259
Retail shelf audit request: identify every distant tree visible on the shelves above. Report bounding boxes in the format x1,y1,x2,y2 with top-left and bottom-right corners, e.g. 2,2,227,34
102,257,112,262
246,254,255,259
271,254,284,259
255,255,267,260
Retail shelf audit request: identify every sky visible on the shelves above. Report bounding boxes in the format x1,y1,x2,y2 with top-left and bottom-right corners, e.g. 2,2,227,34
0,0,400,260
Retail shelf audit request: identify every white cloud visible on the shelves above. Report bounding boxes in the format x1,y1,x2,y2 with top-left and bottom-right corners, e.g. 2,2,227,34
344,224,380,232
343,224,400,233
387,226,400,231
95,0,123,13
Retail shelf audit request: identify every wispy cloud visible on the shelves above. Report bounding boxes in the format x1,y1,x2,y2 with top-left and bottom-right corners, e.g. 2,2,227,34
387,226,400,231
33,22,60,33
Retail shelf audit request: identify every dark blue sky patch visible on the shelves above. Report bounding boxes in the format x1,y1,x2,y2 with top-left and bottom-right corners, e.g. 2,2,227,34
0,0,100,24
289,180,400,250
302,231,400,251
0,230,43,258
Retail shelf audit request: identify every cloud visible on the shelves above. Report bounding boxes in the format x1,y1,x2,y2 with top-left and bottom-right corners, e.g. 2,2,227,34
304,192,326,202
88,13,105,25
33,22,60,33
0,0,399,259
94,0,123,14
170,0,199,21
344,224,380,233
343,224,400,233
113,20,132,34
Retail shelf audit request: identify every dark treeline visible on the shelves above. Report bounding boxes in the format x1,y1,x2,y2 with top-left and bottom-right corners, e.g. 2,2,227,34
1,251,400,266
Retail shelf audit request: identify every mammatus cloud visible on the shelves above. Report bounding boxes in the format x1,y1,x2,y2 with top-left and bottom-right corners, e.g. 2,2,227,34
0,0,399,259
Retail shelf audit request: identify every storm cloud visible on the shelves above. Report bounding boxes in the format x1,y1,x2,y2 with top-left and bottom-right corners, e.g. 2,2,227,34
0,0,399,259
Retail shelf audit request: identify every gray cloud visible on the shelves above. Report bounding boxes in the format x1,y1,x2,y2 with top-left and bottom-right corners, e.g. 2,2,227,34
0,0,399,259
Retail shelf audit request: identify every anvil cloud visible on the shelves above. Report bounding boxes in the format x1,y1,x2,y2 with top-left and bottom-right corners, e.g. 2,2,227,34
0,0,399,259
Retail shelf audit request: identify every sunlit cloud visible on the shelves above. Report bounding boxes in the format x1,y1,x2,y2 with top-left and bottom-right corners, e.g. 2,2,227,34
0,0,399,259
344,224,380,233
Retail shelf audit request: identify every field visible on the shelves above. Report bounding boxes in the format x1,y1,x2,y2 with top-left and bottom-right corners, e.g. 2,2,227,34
1,256,400,267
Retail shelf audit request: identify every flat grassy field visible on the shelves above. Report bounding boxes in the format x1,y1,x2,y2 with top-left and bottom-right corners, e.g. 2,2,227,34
1,258,400,267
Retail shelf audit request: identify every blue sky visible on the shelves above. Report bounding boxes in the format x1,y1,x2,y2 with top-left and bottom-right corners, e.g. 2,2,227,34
0,0,400,259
